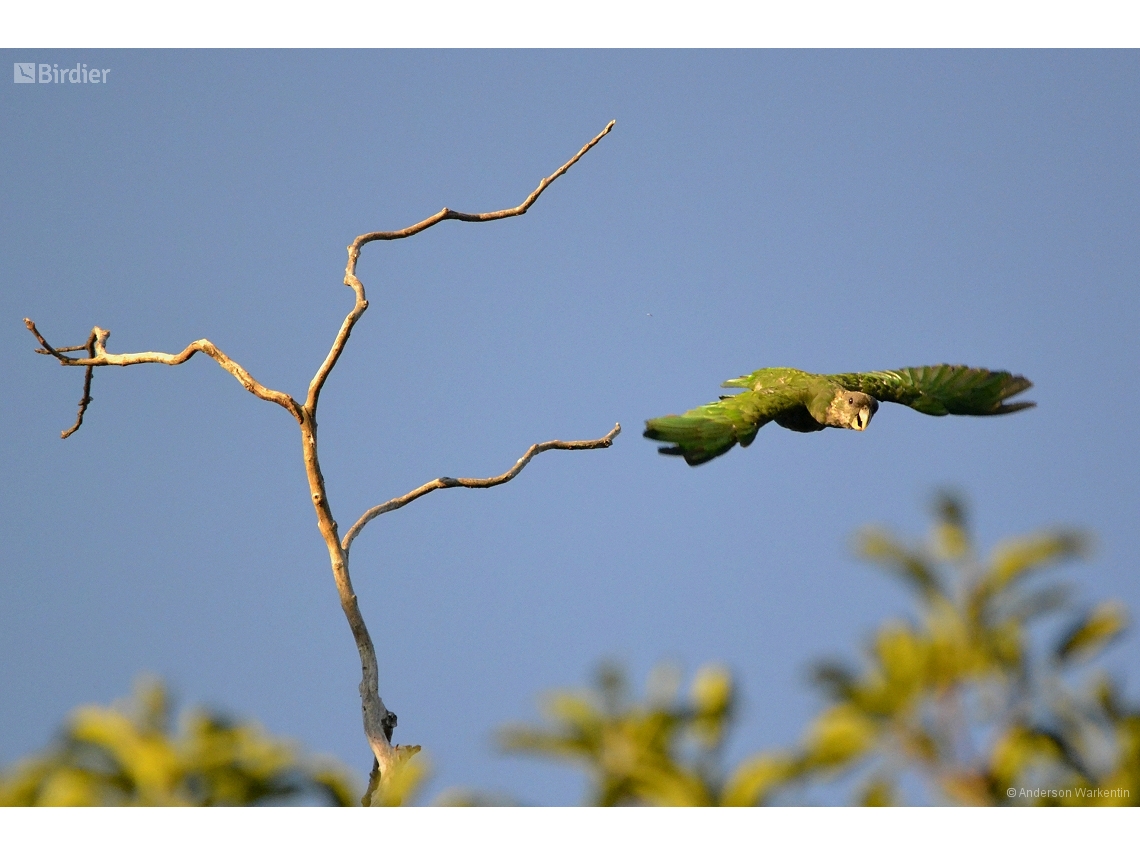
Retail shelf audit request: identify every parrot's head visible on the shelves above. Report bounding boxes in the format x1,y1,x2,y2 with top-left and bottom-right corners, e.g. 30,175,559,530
827,389,878,431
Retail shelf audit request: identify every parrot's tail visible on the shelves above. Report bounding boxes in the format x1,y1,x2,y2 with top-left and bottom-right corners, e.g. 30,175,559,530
643,415,744,466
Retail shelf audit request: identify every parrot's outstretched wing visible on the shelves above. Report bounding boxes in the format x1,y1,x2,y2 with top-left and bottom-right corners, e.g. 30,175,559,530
828,365,1034,416
644,388,800,465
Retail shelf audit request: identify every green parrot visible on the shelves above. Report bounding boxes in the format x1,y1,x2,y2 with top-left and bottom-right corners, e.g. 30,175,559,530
644,365,1034,466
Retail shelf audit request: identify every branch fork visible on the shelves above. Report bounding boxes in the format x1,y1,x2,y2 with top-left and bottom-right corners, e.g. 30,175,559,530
27,121,617,805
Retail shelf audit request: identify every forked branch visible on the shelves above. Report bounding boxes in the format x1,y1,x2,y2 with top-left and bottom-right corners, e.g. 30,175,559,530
26,121,618,806
306,119,617,414
24,319,304,425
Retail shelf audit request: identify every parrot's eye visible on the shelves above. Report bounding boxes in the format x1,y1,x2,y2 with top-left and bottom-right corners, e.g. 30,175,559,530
847,396,854,405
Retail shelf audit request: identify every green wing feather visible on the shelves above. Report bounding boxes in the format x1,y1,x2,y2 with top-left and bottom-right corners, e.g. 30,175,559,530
827,365,1034,416
643,389,798,466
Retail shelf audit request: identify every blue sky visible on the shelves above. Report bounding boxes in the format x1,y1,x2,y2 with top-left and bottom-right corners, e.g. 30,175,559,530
2,50,1138,805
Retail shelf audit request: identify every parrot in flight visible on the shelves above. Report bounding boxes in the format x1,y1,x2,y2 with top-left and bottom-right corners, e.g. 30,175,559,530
644,365,1034,466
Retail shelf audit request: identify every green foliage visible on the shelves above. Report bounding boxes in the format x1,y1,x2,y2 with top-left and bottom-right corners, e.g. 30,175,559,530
498,662,742,805
496,497,1138,806
0,677,361,806
748,495,1137,805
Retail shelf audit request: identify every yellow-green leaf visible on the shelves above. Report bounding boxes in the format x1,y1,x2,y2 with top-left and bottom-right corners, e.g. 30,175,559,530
720,753,798,806
803,705,877,768
988,531,1088,591
1055,601,1128,663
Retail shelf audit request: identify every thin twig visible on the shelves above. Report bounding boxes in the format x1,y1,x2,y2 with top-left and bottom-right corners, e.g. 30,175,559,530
24,319,304,425
35,344,91,354
61,330,97,439
304,283,367,415
352,120,616,248
343,424,621,554
24,318,74,362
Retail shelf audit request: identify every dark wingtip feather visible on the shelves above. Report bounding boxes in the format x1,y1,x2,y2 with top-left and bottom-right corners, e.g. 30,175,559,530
993,400,1036,415
991,372,1034,414
657,445,714,466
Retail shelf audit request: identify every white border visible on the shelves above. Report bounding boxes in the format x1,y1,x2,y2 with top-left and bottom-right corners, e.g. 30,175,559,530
2,1,1139,48
2,807,1136,853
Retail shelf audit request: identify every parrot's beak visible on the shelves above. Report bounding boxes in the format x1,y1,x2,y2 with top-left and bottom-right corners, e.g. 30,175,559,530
853,406,873,431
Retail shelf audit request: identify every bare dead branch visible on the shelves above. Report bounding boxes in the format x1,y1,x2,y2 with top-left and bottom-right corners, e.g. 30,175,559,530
62,331,97,439
301,122,618,800
25,122,618,805
34,344,92,353
27,321,99,436
342,423,621,554
24,319,304,425
304,120,617,416
304,280,367,415
350,120,616,251
24,318,76,362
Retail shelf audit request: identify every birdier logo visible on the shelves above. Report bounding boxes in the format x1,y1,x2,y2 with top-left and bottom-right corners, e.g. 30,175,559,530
13,62,111,84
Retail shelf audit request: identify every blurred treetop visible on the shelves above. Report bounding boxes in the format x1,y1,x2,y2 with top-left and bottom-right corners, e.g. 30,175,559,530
6,497,1135,807
0,677,361,806
490,496,1138,806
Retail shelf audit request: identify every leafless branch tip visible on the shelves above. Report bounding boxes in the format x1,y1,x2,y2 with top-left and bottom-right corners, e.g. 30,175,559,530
24,318,303,429
343,423,621,553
